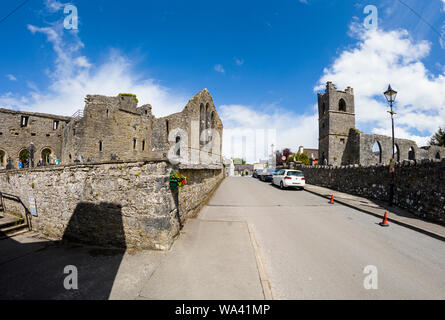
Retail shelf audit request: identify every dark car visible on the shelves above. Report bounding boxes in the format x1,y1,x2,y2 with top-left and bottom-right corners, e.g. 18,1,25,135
253,169,264,178
259,168,278,182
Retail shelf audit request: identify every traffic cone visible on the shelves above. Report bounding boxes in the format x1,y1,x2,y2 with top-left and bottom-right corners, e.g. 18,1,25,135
379,212,389,227
329,194,334,204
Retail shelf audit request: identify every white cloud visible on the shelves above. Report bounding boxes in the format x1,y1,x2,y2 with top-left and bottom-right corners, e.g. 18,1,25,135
219,104,318,163
214,64,225,74
234,57,244,66
45,0,64,12
6,74,17,81
316,24,445,147
442,0,445,11
0,18,186,117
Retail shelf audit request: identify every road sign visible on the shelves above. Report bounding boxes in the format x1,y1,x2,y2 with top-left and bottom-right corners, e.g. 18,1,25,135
233,159,243,165
29,196,38,217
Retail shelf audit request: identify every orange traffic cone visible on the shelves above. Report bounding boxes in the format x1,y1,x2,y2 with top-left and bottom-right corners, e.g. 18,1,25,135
330,194,334,204
379,212,389,227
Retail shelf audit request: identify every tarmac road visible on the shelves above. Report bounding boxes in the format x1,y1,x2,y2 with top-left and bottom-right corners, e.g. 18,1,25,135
198,176,445,299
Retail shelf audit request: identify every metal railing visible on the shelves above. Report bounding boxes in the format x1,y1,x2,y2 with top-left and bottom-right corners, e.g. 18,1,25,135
0,192,31,230
71,109,84,119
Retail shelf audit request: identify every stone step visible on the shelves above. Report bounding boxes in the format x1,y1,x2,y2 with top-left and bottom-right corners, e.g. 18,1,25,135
0,215,24,230
0,223,29,240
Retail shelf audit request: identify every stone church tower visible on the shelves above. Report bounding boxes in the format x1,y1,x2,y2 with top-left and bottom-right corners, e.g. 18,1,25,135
318,82,355,166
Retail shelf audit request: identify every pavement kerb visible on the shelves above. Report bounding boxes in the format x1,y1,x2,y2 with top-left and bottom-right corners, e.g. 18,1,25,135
246,222,273,300
304,187,445,243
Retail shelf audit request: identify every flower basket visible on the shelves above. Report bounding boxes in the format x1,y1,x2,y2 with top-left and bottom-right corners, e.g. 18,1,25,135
169,170,187,192
169,180,179,190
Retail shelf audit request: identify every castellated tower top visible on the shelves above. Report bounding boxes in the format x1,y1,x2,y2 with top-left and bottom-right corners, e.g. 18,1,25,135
318,82,355,115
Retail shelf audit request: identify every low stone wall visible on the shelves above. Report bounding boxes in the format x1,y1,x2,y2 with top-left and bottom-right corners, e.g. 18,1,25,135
0,160,224,249
300,159,445,224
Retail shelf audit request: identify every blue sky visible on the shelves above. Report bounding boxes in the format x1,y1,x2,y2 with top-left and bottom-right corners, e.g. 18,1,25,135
1,0,444,161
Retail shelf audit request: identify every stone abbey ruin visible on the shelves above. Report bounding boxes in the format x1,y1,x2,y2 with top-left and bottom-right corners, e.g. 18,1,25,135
318,82,445,166
0,89,223,168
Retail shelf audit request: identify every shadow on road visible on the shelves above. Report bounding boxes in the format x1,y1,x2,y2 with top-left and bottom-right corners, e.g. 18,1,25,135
268,181,305,192
0,201,126,300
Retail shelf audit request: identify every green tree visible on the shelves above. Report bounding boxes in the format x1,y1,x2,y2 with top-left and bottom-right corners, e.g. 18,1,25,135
429,127,445,147
19,149,29,163
287,152,310,165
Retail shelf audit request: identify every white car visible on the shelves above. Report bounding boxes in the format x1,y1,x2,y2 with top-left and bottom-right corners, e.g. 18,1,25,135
272,169,306,190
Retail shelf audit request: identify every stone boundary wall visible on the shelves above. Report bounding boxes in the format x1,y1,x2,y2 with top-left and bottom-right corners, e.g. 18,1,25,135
299,159,445,224
0,160,224,250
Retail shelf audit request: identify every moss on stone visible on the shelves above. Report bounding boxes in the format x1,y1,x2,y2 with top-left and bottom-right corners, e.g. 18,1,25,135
119,93,139,104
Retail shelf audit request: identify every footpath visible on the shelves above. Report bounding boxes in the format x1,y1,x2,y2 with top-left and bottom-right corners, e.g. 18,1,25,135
304,184,445,242
0,219,264,300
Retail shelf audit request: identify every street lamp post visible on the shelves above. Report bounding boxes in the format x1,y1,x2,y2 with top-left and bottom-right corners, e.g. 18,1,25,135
384,84,397,206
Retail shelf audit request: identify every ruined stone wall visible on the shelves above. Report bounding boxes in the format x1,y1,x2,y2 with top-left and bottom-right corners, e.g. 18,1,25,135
61,95,152,164
300,159,445,224
0,161,224,250
178,167,224,220
0,109,70,168
1,89,223,169
344,131,445,166
151,89,223,165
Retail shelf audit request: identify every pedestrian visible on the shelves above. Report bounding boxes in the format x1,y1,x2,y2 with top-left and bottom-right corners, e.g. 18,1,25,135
18,160,23,169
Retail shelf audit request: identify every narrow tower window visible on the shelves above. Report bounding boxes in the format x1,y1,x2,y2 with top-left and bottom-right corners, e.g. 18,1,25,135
339,99,346,112
176,136,181,156
99,141,103,152
21,116,29,127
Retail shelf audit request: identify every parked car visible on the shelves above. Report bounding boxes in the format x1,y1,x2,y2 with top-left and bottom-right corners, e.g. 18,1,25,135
272,169,305,190
253,169,263,178
259,168,278,182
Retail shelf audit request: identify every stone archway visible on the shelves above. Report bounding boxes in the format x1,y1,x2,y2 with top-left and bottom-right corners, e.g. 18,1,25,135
394,144,400,162
408,146,415,160
18,149,30,167
372,141,382,164
41,147,54,165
